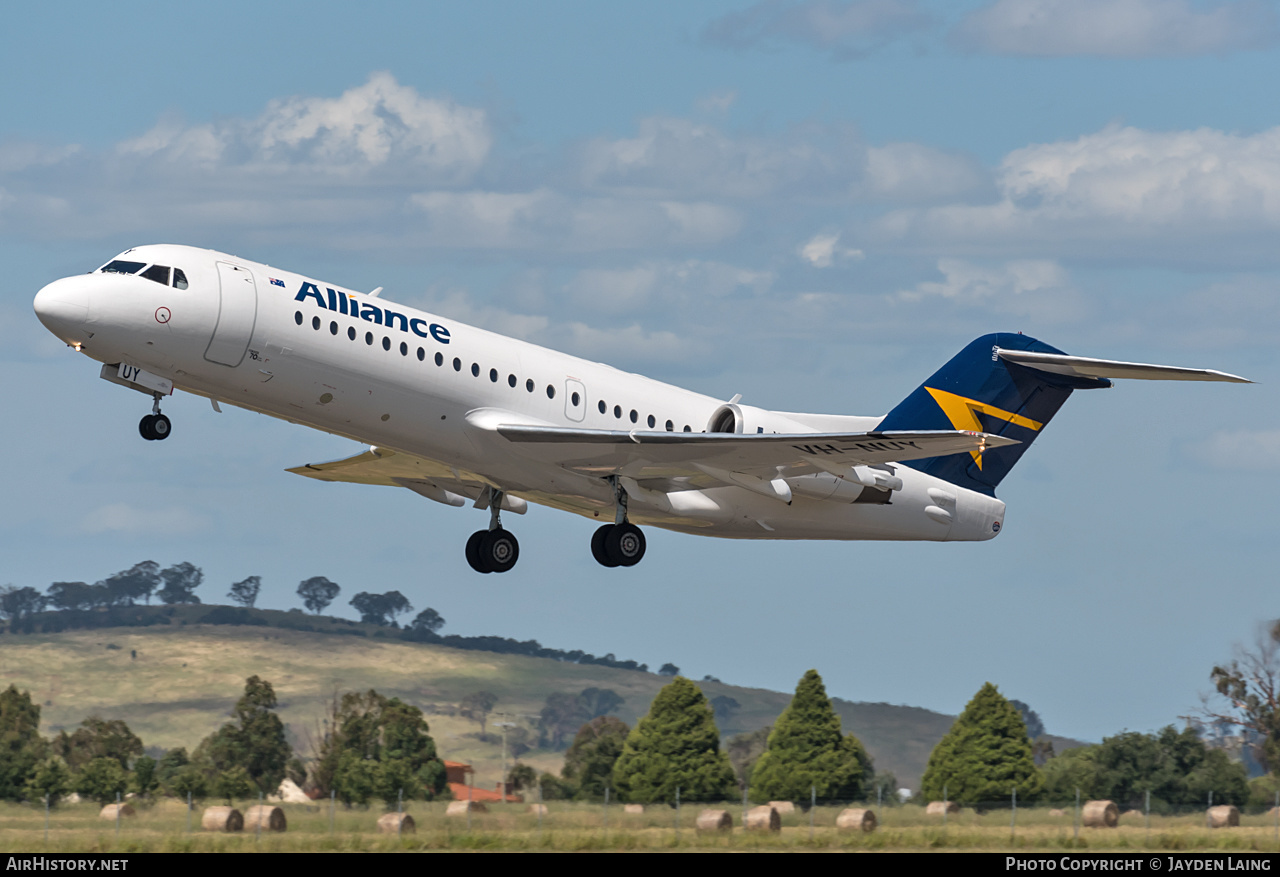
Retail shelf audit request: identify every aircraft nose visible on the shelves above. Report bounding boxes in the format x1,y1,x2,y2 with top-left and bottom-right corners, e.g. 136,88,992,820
34,277,92,343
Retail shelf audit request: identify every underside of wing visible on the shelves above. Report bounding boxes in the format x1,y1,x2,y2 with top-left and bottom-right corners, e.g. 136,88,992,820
286,448,527,512
495,425,1018,482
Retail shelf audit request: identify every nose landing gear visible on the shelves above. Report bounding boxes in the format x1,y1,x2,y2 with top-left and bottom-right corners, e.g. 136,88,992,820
139,394,171,441
465,488,520,574
590,477,646,568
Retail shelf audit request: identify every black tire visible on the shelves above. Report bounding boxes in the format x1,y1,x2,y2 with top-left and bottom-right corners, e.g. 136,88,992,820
606,523,646,567
465,530,491,574
151,413,171,440
483,528,519,573
139,414,156,441
591,524,619,567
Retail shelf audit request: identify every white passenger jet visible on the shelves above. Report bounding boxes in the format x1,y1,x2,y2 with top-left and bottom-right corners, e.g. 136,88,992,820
33,245,1250,574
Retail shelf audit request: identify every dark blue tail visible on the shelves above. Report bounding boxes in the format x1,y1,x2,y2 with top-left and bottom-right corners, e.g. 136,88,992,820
876,333,1110,495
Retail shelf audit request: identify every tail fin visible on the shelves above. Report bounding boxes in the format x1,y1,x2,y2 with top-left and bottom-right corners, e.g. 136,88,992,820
876,333,1110,495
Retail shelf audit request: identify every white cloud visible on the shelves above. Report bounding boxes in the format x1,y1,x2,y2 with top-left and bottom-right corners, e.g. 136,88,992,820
1192,429,1280,470
80,503,210,536
876,124,1280,264
799,232,864,267
954,0,1278,57
408,190,742,250
865,142,990,202
897,258,1069,302
118,72,491,181
703,0,932,59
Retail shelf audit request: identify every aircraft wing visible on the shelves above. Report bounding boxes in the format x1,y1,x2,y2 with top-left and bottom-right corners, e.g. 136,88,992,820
495,425,1018,481
286,448,527,512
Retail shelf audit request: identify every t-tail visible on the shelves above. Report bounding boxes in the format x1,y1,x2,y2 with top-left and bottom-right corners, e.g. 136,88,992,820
876,332,1250,496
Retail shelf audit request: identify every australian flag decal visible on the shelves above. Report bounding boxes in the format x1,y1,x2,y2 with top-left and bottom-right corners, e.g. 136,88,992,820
269,278,285,287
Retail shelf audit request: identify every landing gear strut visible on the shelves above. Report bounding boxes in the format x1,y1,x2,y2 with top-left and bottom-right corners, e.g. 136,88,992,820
465,488,519,574
139,393,171,441
591,477,646,568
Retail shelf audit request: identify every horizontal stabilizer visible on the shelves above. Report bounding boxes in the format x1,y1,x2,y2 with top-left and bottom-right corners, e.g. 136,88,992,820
496,425,1018,481
996,348,1251,383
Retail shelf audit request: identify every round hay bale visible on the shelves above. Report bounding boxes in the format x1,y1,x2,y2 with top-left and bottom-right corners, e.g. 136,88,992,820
377,812,415,834
446,800,487,817
98,803,135,820
244,804,287,832
526,804,549,817
1048,808,1066,817
1207,805,1240,828
1124,809,1146,822
745,805,781,832
202,806,244,832
836,808,877,832
623,804,644,815
272,778,312,804
925,801,960,816
1082,800,1118,828
696,809,732,832
768,800,796,815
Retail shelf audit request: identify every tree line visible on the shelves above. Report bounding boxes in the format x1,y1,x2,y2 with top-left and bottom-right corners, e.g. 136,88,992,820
1,677,448,810
0,560,669,672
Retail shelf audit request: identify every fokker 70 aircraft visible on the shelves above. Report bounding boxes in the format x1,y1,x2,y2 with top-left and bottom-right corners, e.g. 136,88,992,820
33,245,1249,573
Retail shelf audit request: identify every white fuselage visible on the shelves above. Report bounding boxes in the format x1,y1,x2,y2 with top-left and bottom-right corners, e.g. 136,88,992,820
33,244,1005,544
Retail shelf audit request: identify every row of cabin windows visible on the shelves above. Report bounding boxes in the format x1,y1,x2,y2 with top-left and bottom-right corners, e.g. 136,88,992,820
296,309,696,432
99,260,189,289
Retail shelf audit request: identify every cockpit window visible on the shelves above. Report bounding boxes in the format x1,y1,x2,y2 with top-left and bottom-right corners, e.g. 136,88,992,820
140,264,170,286
173,268,188,289
100,260,145,275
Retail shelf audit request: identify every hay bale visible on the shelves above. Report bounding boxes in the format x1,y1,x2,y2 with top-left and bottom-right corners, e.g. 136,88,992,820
1082,800,1118,828
925,801,959,816
446,800,487,816
98,803,135,820
244,804,287,832
745,805,781,832
271,778,312,804
526,804,549,817
696,809,732,832
623,804,644,815
768,800,796,815
1207,805,1240,828
1124,809,1146,822
836,808,877,832
1048,808,1066,817
377,812,415,834
202,806,244,832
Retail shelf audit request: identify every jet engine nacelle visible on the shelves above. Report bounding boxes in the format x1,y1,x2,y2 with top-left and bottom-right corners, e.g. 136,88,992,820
706,402,811,435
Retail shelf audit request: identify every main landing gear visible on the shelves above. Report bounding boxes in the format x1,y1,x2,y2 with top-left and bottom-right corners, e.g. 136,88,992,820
590,477,646,568
139,393,171,441
465,489,520,574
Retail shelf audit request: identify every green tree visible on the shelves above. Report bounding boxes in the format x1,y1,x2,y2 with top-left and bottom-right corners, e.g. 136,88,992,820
611,677,736,803
460,691,499,738
74,757,128,805
0,686,47,801
24,758,72,807
562,716,629,801
132,755,159,798
167,765,208,806
297,576,340,614
315,689,446,803
726,726,771,788
748,669,871,803
156,562,203,605
197,676,292,794
1042,747,1099,805
227,575,262,609
1208,622,1280,776
52,716,144,771
507,763,537,792
212,766,254,804
920,682,1044,806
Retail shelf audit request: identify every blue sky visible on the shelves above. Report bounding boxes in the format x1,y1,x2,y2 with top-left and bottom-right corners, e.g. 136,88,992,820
3,0,1278,746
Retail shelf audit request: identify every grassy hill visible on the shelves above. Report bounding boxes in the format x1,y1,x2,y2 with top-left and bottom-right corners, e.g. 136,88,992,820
0,608,1081,790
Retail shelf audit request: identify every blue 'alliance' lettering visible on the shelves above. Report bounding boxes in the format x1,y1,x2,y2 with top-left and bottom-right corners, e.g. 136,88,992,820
294,283,450,344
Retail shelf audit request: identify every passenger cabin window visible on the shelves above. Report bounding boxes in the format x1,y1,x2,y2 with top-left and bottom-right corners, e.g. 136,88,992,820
100,260,145,275
173,268,188,289
140,264,170,286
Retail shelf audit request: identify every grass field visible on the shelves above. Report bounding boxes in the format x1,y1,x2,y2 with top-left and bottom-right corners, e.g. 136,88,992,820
4,801,1279,853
